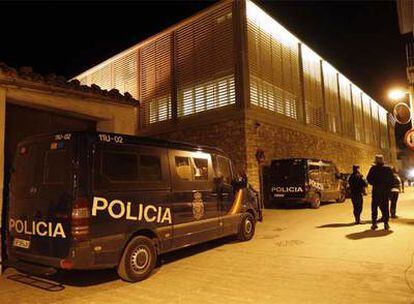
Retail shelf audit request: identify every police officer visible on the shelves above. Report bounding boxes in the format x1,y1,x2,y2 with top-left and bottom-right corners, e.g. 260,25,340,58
367,155,394,230
390,167,402,218
348,165,367,224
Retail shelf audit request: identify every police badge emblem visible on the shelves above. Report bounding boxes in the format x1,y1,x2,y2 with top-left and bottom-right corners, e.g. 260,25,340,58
192,192,205,220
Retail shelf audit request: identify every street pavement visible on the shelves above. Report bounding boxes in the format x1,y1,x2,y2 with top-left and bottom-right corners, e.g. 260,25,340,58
2,189,414,303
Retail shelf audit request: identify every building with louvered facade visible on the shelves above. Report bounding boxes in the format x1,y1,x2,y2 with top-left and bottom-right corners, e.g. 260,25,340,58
75,0,397,190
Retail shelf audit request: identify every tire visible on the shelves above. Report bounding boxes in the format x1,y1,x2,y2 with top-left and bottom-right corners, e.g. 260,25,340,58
237,213,256,241
310,194,321,209
337,192,346,203
117,236,157,282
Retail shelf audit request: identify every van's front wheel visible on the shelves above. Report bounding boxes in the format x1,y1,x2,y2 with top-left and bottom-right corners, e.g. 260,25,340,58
237,213,256,241
310,194,321,209
118,236,157,282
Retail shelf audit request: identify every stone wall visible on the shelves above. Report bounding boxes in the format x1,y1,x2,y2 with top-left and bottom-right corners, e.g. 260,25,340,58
140,115,396,194
244,118,392,191
154,118,247,175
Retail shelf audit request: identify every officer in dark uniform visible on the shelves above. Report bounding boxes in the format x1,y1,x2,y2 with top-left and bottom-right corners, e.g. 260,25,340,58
390,167,402,218
367,155,394,230
348,165,367,224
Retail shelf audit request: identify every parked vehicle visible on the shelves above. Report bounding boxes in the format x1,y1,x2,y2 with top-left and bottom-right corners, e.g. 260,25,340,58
6,132,261,282
265,158,346,209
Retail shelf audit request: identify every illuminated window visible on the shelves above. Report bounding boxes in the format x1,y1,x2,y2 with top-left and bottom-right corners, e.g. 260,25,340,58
339,75,354,139
351,85,364,142
177,75,235,117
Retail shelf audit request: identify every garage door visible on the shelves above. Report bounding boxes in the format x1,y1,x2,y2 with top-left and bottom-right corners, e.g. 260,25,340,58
2,104,96,262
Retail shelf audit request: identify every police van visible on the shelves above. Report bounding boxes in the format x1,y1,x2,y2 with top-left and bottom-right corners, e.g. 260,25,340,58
6,132,261,282
266,158,346,209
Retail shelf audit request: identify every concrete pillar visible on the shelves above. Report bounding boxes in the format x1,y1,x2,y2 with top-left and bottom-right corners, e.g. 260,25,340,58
0,88,6,273
96,108,138,136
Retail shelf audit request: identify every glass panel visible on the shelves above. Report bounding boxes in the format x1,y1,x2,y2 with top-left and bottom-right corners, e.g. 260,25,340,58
175,156,192,180
101,151,138,181
139,155,162,181
44,150,66,184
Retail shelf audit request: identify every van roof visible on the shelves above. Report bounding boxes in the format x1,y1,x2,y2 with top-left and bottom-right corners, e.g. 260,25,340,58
17,131,228,156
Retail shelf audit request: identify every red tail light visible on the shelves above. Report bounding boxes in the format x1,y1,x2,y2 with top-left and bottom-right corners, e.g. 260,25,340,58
71,197,90,241
60,259,73,269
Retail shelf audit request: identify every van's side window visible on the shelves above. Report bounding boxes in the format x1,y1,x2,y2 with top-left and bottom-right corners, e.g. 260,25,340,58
43,149,66,184
102,151,138,182
175,156,208,181
139,155,162,181
308,165,320,181
213,156,232,184
193,158,208,180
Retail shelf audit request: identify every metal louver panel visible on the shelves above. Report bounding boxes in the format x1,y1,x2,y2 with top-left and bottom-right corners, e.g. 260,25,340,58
113,51,138,98
379,108,388,149
371,100,380,147
302,45,324,129
78,77,88,86
89,64,112,91
140,34,172,125
338,75,354,139
176,3,235,118
362,93,372,145
322,62,340,133
246,0,300,120
351,85,364,142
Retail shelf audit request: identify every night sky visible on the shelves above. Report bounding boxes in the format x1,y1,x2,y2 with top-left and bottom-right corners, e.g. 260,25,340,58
0,1,407,110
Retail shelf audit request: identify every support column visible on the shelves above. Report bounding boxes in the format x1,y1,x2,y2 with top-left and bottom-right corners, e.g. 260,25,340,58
0,88,6,274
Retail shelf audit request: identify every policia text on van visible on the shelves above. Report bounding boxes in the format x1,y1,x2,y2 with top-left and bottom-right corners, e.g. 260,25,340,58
6,132,261,282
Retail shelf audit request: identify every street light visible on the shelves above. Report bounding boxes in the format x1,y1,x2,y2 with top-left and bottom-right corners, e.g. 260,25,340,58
388,88,408,101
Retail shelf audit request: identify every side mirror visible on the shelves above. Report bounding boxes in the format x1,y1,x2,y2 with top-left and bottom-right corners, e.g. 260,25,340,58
231,175,247,190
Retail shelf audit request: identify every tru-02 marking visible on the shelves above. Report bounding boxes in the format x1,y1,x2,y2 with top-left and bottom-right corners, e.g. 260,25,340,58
98,133,124,144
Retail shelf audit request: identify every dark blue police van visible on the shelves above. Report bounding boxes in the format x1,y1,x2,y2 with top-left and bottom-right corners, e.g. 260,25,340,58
266,158,346,209
6,132,261,282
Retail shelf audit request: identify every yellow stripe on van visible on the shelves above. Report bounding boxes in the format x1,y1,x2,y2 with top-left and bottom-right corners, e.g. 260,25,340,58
228,189,243,215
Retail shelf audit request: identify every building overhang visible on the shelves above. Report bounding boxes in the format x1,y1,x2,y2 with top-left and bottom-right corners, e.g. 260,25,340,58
397,0,414,35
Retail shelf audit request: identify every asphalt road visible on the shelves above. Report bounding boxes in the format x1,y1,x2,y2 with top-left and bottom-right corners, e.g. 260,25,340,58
2,189,414,303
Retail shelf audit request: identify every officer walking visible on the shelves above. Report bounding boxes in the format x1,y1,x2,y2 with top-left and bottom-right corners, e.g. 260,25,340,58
367,155,394,230
348,165,367,224
390,167,402,218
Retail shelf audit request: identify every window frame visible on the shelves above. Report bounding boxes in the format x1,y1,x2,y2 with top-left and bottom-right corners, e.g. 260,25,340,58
212,154,234,186
170,149,213,191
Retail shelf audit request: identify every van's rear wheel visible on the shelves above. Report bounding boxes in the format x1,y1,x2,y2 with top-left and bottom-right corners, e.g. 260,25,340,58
237,213,256,241
118,236,157,282
310,194,321,209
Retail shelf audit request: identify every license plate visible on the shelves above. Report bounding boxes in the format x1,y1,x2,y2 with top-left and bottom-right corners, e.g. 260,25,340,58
274,194,285,198
13,238,30,249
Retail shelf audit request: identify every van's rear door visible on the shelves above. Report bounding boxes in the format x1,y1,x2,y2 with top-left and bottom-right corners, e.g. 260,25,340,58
8,134,75,260
269,159,306,200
